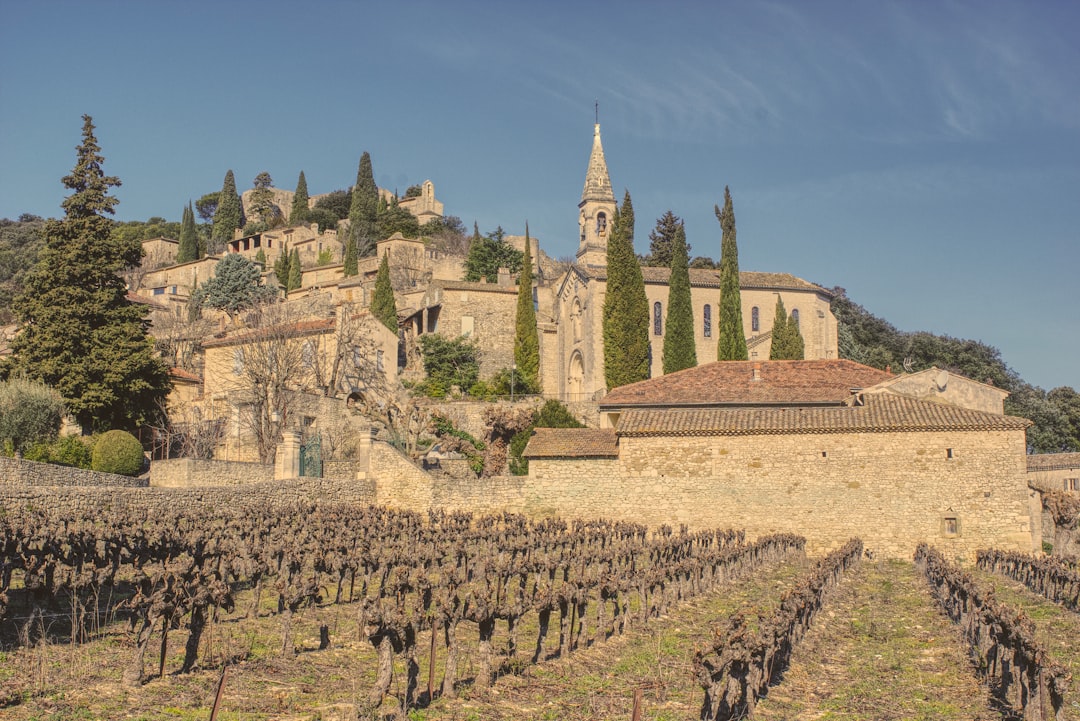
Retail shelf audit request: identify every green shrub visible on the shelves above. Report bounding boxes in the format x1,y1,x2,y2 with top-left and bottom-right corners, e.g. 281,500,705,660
490,367,538,397
0,377,65,454
22,435,93,469
92,430,145,476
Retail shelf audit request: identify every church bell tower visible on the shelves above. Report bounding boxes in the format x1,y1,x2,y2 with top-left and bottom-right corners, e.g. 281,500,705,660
576,122,616,268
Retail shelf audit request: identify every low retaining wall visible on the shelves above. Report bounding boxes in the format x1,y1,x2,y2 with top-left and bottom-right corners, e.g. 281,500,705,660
0,456,147,487
150,458,274,487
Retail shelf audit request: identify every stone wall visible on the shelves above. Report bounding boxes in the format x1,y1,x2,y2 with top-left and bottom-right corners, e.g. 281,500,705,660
150,458,273,487
371,442,433,510
0,456,147,488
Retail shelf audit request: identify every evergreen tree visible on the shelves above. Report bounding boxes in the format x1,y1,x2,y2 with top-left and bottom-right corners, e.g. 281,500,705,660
716,186,748,361
192,252,275,322
211,169,244,253
514,224,540,391
5,115,169,433
645,210,687,267
662,220,696,374
177,201,199,263
287,247,302,292
463,225,524,282
342,232,358,277
254,248,266,267
371,253,398,332
274,243,291,288
349,152,379,258
602,191,651,390
290,170,310,225
768,296,806,360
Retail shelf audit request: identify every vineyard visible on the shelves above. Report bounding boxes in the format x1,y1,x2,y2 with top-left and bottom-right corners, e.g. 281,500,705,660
0,502,1078,720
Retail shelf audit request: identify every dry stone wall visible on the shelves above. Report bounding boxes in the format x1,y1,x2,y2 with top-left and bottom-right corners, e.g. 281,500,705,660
150,458,273,487
0,457,147,487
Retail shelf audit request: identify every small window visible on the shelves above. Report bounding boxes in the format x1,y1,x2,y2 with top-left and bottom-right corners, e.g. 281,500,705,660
943,517,960,536
1066,478,1079,491
791,308,800,329
233,348,244,375
461,316,474,337
596,212,607,236
153,287,165,295
376,349,384,373
703,304,712,338
751,306,759,332
946,448,954,459
653,302,663,335
821,451,827,458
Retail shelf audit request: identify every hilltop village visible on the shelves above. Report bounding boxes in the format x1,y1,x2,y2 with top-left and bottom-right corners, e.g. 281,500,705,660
94,122,1072,560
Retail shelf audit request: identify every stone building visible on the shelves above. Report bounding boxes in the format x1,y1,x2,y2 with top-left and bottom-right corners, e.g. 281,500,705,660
1027,452,1080,494
524,359,1036,559
541,124,839,401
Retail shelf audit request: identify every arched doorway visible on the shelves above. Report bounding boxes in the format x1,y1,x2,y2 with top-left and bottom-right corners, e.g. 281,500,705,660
567,350,584,401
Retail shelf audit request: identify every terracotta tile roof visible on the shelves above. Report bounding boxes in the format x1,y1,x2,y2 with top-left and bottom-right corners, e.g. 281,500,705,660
169,367,202,383
1027,452,1080,472
615,394,1031,437
429,279,519,294
601,360,893,408
578,265,830,294
202,318,335,348
126,293,170,310
523,428,619,458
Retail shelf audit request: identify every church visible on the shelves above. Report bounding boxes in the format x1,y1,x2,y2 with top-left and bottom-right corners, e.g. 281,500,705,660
539,123,838,401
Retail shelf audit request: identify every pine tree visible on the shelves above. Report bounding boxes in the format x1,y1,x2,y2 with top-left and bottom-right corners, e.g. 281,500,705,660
662,220,696,374
646,210,686,267
602,191,651,390
371,253,398,332
514,224,540,391
287,247,302,292
349,152,379,259
290,170,310,225
5,115,170,432
716,186,748,361
211,169,244,252
177,202,198,263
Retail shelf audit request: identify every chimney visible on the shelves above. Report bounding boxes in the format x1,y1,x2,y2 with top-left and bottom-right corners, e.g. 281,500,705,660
752,362,762,382
497,267,510,287
849,388,864,406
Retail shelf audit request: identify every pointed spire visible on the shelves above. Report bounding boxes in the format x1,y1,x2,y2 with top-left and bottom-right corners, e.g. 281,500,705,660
581,123,615,205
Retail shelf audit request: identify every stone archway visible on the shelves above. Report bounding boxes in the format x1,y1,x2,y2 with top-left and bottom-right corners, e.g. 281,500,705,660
567,350,584,401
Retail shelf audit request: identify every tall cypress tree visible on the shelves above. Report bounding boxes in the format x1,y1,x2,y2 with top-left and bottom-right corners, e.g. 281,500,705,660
342,232,358,277
514,223,540,391
6,115,169,432
287,247,302,292
274,242,291,288
662,219,696,374
349,152,379,259
211,169,244,253
177,201,199,263
768,296,806,360
716,186,748,361
371,253,398,332
602,191,651,390
290,170,310,225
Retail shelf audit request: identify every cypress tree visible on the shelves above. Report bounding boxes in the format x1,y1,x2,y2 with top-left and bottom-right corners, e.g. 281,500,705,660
342,233,358,277
716,186,748,361
514,223,540,391
768,296,806,360
349,152,379,259
274,243,291,288
662,219,696,374
602,191,651,390
177,202,199,263
6,115,169,433
287,247,302,292
290,170,310,225
211,169,244,252
371,253,398,332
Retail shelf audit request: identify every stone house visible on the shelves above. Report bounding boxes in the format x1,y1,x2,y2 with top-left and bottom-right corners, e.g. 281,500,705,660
1027,452,1080,494
525,359,1036,559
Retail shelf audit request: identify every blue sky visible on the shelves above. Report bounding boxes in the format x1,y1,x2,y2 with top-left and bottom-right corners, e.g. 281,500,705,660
1,1,1077,391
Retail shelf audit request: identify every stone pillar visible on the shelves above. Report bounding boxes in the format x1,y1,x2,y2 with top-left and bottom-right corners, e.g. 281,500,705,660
355,428,373,480
275,430,301,480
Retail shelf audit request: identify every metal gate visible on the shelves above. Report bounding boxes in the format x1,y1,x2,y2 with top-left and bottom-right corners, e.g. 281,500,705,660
299,432,322,478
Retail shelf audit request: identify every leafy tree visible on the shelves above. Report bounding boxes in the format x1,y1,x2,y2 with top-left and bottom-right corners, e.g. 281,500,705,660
645,210,687,267
378,196,420,238
689,256,719,269
1048,386,1080,451
371,253,398,331
195,192,219,224
193,252,275,321
514,224,540,390
0,215,46,323
112,218,182,244
4,115,170,432
418,334,479,395
769,297,804,360
716,186,748,361
0,376,65,454
307,207,340,233
211,170,244,253
662,219,696,373
463,226,524,282
420,215,469,254
603,191,651,389
405,184,423,198
176,202,199,263
287,247,302,292
349,152,380,258
290,170,310,225
314,189,351,219
508,399,584,475
247,171,282,229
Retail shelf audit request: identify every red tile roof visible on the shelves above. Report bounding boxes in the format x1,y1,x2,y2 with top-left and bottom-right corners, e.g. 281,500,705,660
202,318,336,348
1027,452,1080,472
523,428,619,458
615,394,1031,437
169,367,202,383
600,360,893,408
577,266,830,294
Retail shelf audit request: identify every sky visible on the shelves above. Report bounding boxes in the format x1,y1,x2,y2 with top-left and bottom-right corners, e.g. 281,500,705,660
1,1,1077,391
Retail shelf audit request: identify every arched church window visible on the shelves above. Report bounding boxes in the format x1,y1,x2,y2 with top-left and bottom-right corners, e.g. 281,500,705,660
791,308,800,329
751,306,759,332
653,301,663,336
703,304,712,337
596,212,607,236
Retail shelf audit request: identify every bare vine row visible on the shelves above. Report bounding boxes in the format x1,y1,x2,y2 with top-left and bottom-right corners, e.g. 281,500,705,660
977,548,1080,613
